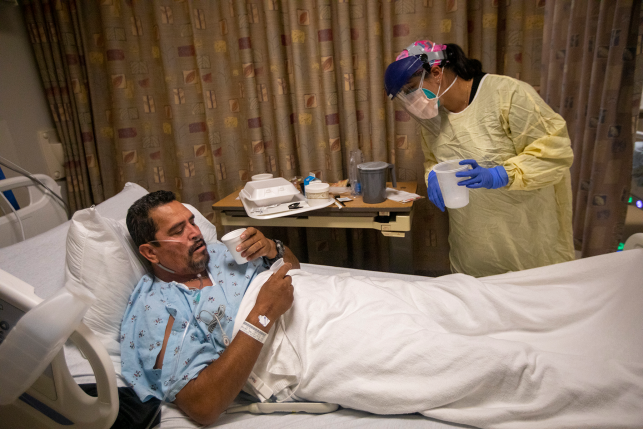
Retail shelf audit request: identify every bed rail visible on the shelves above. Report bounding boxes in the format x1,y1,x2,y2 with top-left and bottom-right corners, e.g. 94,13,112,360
0,269,118,428
624,233,643,251
0,174,67,248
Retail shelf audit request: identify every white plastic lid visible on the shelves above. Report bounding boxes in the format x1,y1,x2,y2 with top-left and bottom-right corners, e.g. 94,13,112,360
357,161,388,171
305,182,329,192
241,178,300,201
251,173,273,181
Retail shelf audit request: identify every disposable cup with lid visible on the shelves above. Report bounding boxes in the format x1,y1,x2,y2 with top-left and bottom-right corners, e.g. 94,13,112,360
305,182,330,206
220,228,248,264
251,173,273,181
433,160,470,209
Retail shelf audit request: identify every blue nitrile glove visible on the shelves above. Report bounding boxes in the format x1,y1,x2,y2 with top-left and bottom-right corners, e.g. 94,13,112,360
427,170,445,212
456,159,509,189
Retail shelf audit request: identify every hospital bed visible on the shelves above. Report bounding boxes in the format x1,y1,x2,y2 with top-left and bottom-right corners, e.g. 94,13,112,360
0,180,642,429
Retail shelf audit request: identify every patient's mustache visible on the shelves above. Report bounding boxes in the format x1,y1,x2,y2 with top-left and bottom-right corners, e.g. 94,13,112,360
188,238,205,255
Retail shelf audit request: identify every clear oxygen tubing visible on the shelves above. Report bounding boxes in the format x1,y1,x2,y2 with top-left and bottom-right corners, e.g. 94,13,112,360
0,189,25,241
266,314,304,404
0,155,70,218
146,273,204,429
145,239,231,429
142,245,302,427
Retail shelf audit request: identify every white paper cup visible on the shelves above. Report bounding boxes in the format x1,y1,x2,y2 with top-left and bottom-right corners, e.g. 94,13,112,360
305,182,330,206
433,160,470,209
220,228,248,264
251,173,273,181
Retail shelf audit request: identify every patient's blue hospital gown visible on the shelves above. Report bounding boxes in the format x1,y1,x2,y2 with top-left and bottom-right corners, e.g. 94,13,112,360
120,242,269,402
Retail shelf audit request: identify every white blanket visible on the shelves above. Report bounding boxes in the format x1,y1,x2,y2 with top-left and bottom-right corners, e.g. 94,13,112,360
233,250,643,429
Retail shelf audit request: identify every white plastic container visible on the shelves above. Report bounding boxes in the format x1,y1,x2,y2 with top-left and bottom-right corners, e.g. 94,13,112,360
305,182,330,206
251,173,273,181
220,228,248,264
240,178,300,206
433,160,470,209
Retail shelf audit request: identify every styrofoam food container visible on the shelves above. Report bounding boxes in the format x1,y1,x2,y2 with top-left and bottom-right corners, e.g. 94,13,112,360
240,177,300,206
305,182,330,206
251,173,273,181
433,159,470,209
220,228,248,264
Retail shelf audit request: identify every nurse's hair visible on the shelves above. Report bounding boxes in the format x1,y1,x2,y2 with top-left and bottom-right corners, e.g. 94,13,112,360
424,44,483,81
127,190,177,248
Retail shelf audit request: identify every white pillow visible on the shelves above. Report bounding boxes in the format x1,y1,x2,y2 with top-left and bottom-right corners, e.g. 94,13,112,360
65,201,219,345
94,182,149,221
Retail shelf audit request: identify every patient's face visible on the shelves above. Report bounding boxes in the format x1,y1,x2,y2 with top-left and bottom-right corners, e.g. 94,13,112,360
149,201,210,275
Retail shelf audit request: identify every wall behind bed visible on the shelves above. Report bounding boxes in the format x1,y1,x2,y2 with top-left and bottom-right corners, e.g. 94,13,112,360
0,3,66,204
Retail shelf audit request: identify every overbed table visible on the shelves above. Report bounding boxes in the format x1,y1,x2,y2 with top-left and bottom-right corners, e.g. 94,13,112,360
212,182,417,273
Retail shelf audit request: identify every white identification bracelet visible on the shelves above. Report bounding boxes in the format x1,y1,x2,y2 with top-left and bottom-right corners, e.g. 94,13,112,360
240,321,268,344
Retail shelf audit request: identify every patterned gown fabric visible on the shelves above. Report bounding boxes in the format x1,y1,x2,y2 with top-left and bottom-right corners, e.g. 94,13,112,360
120,243,268,402
23,0,554,275
540,0,643,257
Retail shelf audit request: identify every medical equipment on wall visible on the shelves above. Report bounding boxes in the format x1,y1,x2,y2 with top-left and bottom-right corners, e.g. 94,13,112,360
0,155,69,217
0,268,118,428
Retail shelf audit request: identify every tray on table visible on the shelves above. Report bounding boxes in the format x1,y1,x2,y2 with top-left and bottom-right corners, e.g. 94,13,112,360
239,193,335,220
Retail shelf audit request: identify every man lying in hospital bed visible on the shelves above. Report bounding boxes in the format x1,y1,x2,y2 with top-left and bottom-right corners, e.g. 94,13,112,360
121,190,643,428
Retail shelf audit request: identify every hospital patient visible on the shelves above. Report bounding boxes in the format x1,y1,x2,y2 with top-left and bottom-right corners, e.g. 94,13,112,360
120,191,297,424
122,191,643,428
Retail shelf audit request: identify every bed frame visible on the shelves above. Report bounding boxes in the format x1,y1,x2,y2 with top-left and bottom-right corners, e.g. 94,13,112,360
0,174,67,248
0,269,118,429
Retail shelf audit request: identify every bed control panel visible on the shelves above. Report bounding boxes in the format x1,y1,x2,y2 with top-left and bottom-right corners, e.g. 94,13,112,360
0,298,20,345
0,299,57,401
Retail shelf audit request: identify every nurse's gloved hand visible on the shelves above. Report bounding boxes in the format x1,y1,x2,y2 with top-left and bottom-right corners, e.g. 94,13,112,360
456,159,509,189
427,170,445,212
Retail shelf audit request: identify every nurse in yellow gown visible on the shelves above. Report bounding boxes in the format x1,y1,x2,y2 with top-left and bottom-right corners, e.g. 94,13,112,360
384,40,574,277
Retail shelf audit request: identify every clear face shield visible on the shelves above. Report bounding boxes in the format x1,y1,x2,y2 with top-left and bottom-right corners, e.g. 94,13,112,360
385,49,456,134
394,68,458,121
395,69,439,120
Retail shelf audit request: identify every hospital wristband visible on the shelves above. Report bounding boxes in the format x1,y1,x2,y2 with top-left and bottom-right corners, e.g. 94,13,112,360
239,321,268,344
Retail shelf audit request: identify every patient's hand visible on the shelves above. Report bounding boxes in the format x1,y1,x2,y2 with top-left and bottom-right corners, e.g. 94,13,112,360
251,263,294,330
237,227,277,261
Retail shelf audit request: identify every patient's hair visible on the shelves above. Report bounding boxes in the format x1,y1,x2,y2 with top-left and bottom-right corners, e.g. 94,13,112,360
126,190,176,248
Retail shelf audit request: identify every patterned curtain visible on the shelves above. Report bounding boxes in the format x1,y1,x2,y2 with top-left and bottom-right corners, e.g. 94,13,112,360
22,0,546,275
540,0,643,257
22,0,105,212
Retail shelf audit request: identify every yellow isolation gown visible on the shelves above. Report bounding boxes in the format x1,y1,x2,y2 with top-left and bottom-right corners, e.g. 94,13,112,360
420,74,574,277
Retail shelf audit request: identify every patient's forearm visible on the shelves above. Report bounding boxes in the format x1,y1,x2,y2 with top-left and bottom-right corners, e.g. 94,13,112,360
283,246,300,269
172,308,273,425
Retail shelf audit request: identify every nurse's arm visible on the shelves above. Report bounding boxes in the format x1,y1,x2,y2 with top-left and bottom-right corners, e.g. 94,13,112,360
165,264,293,425
420,130,440,185
501,83,573,191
